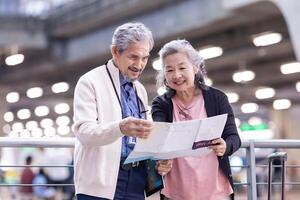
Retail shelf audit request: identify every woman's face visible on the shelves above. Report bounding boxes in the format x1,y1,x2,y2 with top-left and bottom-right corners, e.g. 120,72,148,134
164,52,198,92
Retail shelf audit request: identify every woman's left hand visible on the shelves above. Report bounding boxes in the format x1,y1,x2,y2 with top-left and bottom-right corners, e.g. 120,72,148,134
209,138,227,156
156,159,173,176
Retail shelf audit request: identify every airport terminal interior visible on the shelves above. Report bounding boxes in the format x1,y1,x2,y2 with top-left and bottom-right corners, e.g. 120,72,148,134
0,0,300,199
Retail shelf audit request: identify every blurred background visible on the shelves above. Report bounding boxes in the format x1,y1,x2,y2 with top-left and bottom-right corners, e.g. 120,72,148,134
0,0,300,199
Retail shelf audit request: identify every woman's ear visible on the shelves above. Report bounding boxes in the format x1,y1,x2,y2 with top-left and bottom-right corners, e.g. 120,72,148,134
193,65,199,74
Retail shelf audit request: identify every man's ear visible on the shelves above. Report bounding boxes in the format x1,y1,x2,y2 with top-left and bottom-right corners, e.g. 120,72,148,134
111,45,119,59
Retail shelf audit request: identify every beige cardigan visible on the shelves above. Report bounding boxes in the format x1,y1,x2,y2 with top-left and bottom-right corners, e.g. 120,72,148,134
73,59,148,199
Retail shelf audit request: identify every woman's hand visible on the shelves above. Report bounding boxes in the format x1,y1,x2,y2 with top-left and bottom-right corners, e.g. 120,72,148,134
156,159,173,176
209,138,227,156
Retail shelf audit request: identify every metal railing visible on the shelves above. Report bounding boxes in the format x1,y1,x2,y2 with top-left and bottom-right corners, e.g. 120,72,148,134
0,138,300,199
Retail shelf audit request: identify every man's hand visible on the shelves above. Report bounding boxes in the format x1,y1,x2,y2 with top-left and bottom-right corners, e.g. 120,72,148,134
156,159,173,176
208,138,227,156
119,117,152,139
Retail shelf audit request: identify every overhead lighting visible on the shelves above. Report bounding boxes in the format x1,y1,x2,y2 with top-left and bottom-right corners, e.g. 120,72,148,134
56,116,70,126
31,128,43,137
205,78,213,86
226,92,239,103
255,87,275,99
280,62,300,74
9,131,19,138
157,86,166,95
51,82,69,93
40,118,54,128
198,46,223,60
5,54,24,66
3,112,14,122
241,103,259,113
20,129,31,138
2,124,11,134
248,117,262,126
12,122,24,131
57,126,70,136
34,106,49,117
17,109,31,120
44,127,56,137
252,32,282,47
273,99,291,110
26,121,38,131
152,58,162,71
296,82,300,92
54,103,70,114
232,70,255,83
6,92,20,103
26,87,43,98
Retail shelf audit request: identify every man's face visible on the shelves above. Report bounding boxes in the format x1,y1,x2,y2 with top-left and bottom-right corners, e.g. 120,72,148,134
111,41,150,81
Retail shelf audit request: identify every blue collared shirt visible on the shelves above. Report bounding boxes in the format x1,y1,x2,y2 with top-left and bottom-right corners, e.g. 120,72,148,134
119,73,144,160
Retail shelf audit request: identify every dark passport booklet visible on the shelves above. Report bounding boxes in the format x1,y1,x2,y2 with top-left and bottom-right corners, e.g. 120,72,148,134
145,159,164,197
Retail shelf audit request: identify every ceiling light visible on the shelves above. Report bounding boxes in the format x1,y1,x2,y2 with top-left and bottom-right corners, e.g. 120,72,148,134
198,46,223,60
252,32,282,47
9,131,19,137
273,99,291,110
26,87,43,98
280,62,300,74
12,122,24,131
40,118,54,128
2,124,11,134
56,116,70,126
54,103,70,114
248,117,262,126
44,127,56,137
26,121,38,131
5,54,24,66
226,92,239,103
152,58,162,71
17,109,31,120
6,92,20,103
255,87,275,99
51,82,69,93
157,86,166,95
3,112,14,122
35,106,49,117
20,129,31,138
232,70,255,83
31,128,43,137
296,82,300,92
205,78,213,86
241,103,259,113
57,126,70,136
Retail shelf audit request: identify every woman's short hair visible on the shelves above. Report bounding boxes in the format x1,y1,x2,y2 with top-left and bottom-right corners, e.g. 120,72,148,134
157,39,207,92
112,22,154,53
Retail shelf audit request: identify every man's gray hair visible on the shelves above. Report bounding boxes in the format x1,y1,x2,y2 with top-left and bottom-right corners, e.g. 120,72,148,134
112,22,154,53
157,39,207,91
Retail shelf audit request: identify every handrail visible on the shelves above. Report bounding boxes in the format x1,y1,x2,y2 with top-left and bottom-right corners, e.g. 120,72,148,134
241,139,300,148
1,137,300,199
1,138,300,148
0,137,75,147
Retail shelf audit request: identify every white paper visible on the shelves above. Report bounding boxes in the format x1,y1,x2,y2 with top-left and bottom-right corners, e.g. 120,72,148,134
124,114,228,164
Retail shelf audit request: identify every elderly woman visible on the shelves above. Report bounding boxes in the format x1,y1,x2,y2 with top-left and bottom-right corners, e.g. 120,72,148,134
152,39,241,200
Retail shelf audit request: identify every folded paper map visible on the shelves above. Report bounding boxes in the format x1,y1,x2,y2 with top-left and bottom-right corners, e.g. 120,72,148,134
124,114,228,164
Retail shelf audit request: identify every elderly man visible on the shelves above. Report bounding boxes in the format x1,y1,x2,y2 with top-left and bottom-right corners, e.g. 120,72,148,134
73,22,171,200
